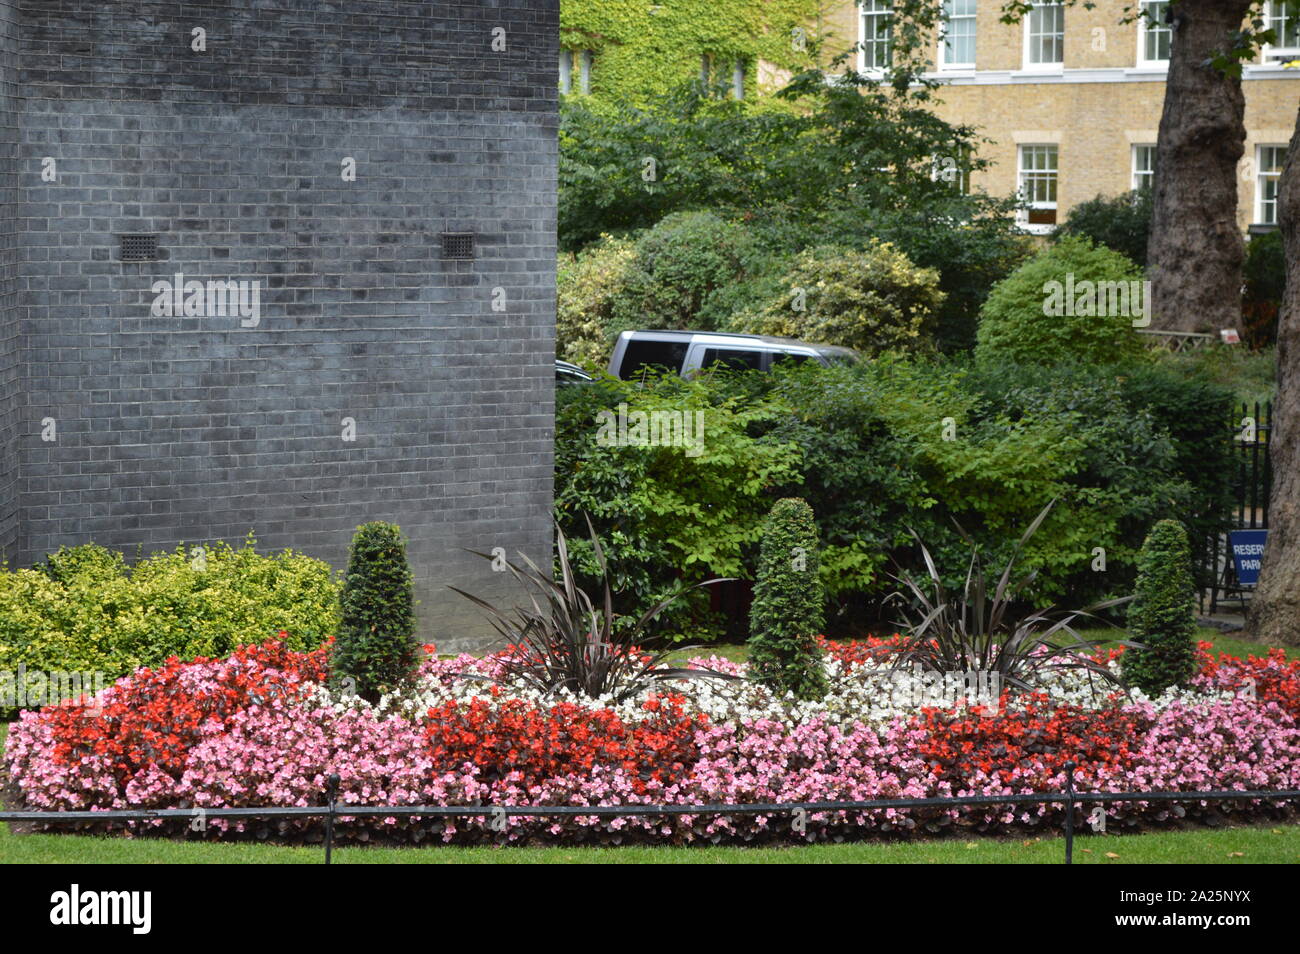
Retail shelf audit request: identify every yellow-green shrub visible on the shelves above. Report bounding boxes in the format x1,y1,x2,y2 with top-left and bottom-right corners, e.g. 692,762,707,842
0,539,339,696
557,235,637,367
731,242,943,354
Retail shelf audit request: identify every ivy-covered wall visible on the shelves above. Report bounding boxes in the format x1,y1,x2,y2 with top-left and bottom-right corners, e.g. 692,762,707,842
560,0,844,104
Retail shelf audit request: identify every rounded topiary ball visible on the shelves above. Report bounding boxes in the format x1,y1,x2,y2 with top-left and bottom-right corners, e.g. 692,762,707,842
975,235,1148,368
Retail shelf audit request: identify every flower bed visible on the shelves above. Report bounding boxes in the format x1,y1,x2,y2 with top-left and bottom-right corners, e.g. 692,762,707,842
3,638,1298,845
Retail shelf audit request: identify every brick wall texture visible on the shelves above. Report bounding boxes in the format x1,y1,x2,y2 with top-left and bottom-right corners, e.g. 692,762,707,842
3,1,559,653
816,1,1300,228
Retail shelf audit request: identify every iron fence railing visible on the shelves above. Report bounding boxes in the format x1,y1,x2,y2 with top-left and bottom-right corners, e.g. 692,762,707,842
2,765,1296,865
1204,401,1273,613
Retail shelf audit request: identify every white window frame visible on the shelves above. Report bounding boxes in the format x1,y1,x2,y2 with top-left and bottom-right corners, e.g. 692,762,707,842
1264,1,1300,63
1022,1,1065,71
1256,145,1288,225
858,0,893,75
1136,1,1172,67
1017,144,1059,234
1132,144,1157,192
937,0,977,71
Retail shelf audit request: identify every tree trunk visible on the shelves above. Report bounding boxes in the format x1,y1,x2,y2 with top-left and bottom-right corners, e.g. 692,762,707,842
1146,0,1251,333
1247,107,1300,647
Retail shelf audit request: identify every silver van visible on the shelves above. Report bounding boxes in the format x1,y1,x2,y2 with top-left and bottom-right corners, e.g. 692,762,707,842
607,330,859,380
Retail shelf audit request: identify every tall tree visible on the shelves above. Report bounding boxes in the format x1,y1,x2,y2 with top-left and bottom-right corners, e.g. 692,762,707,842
1145,0,1254,333
1247,111,1300,646
994,2,1257,333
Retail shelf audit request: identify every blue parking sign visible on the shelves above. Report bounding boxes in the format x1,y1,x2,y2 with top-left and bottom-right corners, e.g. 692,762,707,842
1229,530,1269,586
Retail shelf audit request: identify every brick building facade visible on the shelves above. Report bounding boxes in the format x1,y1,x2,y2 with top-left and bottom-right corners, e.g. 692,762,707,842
820,1,1300,232
0,1,559,652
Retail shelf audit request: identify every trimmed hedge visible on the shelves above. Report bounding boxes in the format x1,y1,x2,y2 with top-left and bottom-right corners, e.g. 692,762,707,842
0,538,338,709
330,522,418,702
1124,519,1198,695
747,498,828,700
976,236,1147,368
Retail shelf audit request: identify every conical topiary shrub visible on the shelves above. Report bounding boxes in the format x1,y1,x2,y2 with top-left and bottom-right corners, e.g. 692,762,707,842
747,497,828,701
330,521,417,702
1123,518,1197,695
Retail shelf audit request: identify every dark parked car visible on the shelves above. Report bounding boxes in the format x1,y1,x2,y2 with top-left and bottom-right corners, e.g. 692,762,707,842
556,359,594,384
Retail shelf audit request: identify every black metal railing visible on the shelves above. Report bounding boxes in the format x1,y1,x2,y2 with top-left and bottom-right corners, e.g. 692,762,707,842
2,765,1296,865
1203,401,1273,613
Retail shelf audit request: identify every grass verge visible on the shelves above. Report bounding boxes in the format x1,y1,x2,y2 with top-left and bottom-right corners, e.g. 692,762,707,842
0,820,1296,864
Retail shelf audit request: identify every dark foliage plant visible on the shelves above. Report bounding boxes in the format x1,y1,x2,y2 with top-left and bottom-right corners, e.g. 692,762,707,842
1114,363,1235,589
331,522,418,703
747,498,830,701
1242,229,1284,348
1053,189,1154,267
451,518,739,704
889,502,1130,694
1123,519,1198,695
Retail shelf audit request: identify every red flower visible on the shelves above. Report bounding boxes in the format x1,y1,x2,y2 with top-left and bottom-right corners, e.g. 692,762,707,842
422,694,705,793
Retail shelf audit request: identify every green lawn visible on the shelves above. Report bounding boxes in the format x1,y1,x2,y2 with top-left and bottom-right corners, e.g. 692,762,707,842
1,819,1296,864
1078,625,1300,662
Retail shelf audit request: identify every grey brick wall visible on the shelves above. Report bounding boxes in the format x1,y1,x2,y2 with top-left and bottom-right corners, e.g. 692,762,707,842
0,0,19,557
5,0,557,652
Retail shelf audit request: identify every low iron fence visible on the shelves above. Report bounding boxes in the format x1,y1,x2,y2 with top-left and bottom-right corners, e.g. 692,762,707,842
1135,329,1218,353
2,766,1296,865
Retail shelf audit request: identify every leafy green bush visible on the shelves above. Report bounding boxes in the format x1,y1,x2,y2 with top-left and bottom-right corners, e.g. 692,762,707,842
860,206,1031,354
554,369,802,638
40,543,125,586
761,360,935,603
609,211,765,334
763,357,1112,609
331,522,418,702
557,236,637,366
559,72,1029,352
1115,362,1236,588
976,236,1147,368
768,355,1229,613
967,361,1193,606
748,498,829,701
1054,190,1153,267
1123,519,1197,695
0,538,338,697
732,242,943,354
1162,344,1275,407
553,347,1236,639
